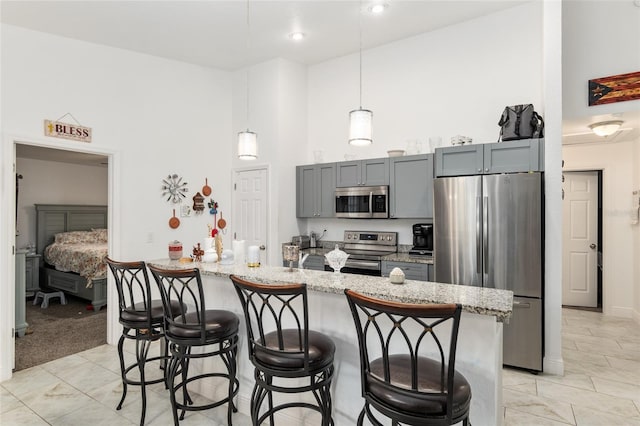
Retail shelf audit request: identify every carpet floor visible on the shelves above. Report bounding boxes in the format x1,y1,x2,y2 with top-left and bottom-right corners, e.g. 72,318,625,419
14,294,107,371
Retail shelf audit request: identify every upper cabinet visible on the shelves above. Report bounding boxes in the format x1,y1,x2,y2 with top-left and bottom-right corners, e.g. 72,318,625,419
435,138,544,177
389,154,434,219
336,158,389,187
296,163,336,218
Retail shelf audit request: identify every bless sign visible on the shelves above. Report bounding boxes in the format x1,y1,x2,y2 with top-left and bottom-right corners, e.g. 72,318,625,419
44,120,92,142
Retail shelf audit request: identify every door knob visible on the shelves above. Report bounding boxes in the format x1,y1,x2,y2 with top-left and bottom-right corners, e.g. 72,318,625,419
259,245,266,250
590,243,596,249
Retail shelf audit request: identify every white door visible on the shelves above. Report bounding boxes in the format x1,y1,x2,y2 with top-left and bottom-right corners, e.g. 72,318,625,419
233,168,268,264
562,171,599,307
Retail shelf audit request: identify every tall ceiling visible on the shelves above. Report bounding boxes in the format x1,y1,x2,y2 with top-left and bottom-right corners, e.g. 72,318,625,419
1,0,526,70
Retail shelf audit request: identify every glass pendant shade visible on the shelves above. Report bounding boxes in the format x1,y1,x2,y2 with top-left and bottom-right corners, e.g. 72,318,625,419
349,108,373,146
238,130,257,160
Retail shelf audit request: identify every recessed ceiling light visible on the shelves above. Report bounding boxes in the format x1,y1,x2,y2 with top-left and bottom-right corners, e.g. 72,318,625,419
369,3,388,14
289,32,305,41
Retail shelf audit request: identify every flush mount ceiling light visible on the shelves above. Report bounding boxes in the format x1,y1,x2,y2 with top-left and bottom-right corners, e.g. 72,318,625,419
238,0,257,160
289,32,305,41
349,2,373,146
589,120,623,137
368,3,388,14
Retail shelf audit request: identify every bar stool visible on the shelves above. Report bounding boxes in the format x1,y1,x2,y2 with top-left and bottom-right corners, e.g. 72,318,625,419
344,289,471,426
230,275,335,425
105,257,182,426
148,266,239,426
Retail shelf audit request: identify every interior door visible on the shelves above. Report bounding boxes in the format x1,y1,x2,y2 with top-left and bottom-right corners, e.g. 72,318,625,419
562,171,599,307
233,168,269,264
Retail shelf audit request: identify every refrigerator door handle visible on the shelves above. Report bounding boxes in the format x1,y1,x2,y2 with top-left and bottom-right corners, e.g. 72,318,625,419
369,191,373,218
476,196,482,274
483,196,488,275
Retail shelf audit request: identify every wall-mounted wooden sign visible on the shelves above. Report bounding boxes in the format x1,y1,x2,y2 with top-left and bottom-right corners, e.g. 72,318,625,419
589,71,640,106
44,119,92,142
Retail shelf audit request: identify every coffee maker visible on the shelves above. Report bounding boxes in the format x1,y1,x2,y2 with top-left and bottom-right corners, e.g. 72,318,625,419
409,223,433,256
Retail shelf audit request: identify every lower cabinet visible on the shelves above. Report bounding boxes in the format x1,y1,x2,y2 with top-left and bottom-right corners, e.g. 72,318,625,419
25,253,41,293
381,260,433,281
302,255,325,271
281,254,325,271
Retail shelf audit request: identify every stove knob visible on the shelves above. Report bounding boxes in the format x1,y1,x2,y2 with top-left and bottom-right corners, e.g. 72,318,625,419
347,234,352,240
387,235,392,241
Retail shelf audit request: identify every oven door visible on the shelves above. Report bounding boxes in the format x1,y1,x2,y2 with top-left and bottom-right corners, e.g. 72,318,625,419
324,258,382,276
335,186,388,219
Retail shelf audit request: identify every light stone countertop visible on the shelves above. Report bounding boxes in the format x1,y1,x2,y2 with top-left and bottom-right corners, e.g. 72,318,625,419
148,259,513,322
383,252,434,264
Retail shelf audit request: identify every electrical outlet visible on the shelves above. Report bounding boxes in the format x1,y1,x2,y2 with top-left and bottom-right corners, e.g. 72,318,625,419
147,232,154,243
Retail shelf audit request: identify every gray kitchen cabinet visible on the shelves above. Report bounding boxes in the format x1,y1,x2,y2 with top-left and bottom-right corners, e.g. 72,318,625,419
25,253,41,294
296,163,336,218
389,154,433,219
381,260,429,281
303,254,325,271
336,158,389,187
435,139,544,177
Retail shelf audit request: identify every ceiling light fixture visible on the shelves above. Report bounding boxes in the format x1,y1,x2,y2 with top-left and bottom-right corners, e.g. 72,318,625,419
369,3,387,14
589,120,623,137
349,1,372,147
289,32,305,41
238,0,257,160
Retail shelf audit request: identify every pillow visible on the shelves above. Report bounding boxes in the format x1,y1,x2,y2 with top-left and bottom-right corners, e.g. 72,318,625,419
54,231,102,244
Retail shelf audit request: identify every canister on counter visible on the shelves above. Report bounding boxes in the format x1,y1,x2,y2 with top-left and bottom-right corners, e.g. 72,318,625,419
168,240,183,260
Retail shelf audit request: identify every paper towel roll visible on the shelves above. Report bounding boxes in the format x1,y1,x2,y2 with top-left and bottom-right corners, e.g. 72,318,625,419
233,240,246,263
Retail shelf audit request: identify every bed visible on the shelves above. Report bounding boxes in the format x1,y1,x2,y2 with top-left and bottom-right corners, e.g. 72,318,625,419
36,204,108,311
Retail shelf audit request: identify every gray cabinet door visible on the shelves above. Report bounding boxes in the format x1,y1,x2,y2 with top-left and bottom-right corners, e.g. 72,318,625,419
317,163,336,217
336,161,360,187
362,158,389,186
297,165,317,218
484,139,542,173
304,254,325,271
297,164,336,218
336,158,389,187
381,260,429,281
427,264,434,282
389,154,433,218
434,145,484,176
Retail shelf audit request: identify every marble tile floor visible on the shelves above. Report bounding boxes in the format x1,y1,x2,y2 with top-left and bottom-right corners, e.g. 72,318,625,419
1,308,638,425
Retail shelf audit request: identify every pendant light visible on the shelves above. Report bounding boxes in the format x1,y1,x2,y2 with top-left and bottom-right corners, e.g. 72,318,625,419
349,1,372,146
238,0,257,160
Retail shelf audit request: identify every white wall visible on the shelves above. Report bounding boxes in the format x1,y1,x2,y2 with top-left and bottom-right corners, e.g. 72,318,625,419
0,23,233,378
562,0,640,120
15,158,108,251
308,2,543,162
562,0,640,321
2,24,233,260
563,140,637,317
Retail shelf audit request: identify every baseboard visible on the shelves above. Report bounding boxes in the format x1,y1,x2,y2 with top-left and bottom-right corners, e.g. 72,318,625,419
608,306,633,318
543,355,564,376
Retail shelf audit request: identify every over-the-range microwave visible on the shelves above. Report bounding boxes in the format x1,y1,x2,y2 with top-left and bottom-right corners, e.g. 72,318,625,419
335,186,389,219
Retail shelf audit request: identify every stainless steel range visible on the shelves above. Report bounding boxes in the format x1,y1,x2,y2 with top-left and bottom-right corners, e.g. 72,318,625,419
325,230,397,276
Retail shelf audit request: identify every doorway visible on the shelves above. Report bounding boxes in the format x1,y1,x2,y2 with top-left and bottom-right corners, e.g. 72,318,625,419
232,167,269,265
562,170,603,310
14,145,109,371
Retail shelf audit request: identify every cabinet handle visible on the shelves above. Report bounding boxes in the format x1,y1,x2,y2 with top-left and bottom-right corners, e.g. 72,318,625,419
477,168,481,172
485,168,489,172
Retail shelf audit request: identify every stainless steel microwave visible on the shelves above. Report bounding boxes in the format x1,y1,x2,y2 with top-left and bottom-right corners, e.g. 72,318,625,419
335,186,389,218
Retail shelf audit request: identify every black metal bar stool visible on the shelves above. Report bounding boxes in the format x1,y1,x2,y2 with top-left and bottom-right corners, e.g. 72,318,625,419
230,274,335,425
344,289,471,426
105,257,182,426
149,266,239,425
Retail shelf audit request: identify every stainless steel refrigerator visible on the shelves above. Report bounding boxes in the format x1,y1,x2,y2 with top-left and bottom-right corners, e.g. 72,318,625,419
434,173,543,371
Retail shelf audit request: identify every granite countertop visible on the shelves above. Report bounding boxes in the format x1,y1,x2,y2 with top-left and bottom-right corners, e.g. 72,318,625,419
147,259,512,322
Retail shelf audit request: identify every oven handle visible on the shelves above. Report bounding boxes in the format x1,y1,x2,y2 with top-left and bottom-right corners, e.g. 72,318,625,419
345,259,380,270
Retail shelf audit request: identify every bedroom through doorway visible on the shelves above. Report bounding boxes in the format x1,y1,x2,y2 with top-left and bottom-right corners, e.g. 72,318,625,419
14,144,109,371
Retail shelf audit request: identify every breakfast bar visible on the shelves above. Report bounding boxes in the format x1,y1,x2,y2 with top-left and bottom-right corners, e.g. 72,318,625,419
148,260,513,426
